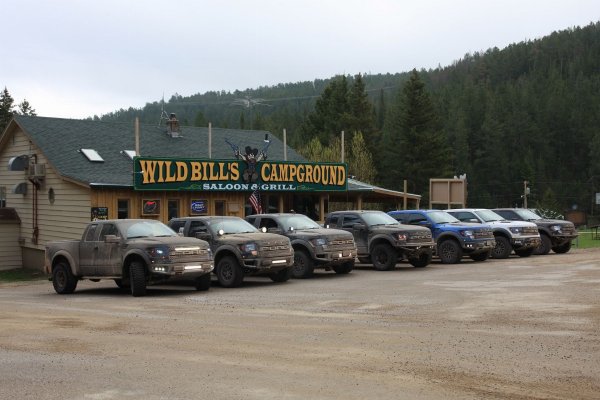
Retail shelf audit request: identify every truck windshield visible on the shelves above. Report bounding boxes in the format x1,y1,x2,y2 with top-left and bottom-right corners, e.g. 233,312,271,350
514,209,542,220
475,209,505,222
126,221,177,239
279,214,321,231
427,211,460,224
208,218,258,234
362,212,399,227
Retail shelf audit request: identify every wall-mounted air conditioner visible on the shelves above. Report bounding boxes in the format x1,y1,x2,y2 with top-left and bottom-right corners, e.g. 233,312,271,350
28,163,46,179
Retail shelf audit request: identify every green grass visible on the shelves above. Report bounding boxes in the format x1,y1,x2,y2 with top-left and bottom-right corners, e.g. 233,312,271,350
0,268,47,282
572,230,600,249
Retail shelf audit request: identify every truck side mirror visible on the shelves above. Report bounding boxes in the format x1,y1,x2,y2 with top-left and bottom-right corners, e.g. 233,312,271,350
104,234,120,243
195,232,211,241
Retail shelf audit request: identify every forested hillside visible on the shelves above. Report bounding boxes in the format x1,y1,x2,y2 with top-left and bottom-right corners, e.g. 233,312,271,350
97,22,600,214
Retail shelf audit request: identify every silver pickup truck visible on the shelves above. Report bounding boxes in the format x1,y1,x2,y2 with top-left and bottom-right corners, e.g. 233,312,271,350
45,219,213,296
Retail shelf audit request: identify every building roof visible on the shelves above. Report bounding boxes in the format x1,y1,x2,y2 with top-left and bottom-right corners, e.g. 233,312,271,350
5,115,305,187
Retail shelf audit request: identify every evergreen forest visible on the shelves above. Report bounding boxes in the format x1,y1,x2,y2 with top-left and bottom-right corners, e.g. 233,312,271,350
88,22,600,214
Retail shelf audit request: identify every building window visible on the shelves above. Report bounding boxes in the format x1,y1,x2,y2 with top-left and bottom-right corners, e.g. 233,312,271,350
0,187,6,208
48,188,55,204
215,200,225,216
168,199,179,220
118,199,129,219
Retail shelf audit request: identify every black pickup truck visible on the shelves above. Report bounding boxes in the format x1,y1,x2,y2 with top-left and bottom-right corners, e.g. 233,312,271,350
246,213,356,278
324,210,435,270
169,216,294,287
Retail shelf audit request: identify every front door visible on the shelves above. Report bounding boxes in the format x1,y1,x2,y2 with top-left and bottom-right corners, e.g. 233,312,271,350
95,223,122,276
341,214,368,255
79,224,99,276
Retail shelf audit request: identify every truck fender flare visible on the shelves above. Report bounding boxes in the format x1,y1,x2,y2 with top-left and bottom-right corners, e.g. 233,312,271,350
368,235,395,253
214,245,245,266
291,239,315,258
52,251,79,276
123,250,152,272
436,232,462,244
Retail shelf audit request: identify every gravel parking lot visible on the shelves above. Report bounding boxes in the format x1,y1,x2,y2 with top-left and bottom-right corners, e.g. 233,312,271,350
1,249,599,400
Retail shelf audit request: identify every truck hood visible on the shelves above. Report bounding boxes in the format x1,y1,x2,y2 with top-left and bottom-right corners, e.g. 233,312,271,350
485,220,537,229
436,222,490,230
219,232,290,245
128,236,209,248
291,228,353,240
373,224,431,234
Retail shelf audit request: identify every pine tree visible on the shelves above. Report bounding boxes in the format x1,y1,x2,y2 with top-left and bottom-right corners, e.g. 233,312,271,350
348,131,376,184
380,70,453,199
0,87,15,132
18,99,36,116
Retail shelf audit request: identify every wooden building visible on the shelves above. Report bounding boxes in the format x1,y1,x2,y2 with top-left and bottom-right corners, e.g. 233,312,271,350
0,115,421,269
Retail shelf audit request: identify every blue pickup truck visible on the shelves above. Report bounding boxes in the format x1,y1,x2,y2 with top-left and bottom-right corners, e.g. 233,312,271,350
388,210,495,264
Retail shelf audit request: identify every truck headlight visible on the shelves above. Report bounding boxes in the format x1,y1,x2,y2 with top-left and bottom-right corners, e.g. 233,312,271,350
550,225,562,233
148,246,169,258
509,227,522,234
240,243,258,256
310,238,327,247
394,233,407,241
460,230,475,239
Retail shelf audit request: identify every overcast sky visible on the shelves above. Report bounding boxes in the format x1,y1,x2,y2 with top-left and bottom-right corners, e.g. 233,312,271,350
2,0,598,119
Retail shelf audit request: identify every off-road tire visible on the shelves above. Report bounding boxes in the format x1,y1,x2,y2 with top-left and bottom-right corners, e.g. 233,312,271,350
470,250,490,262
269,268,291,282
52,261,78,294
114,279,129,289
552,241,572,254
216,256,244,288
409,251,432,268
438,240,463,264
491,236,512,259
129,260,147,297
292,250,314,278
358,257,371,264
332,261,354,274
371,243,396,271
515,247,535,257
195,274,212,291
533,234,551,255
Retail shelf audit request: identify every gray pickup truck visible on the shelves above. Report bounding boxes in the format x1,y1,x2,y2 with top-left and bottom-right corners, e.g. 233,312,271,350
44,219,214,296
325,210,435,270
168,216,294,288
246,213,356,278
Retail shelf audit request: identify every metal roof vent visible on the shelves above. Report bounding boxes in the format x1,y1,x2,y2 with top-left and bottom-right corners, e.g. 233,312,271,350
166,113,182,138
122,150,137,160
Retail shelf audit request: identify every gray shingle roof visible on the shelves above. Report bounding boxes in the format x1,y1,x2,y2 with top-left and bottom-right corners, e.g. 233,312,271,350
13,115,305,187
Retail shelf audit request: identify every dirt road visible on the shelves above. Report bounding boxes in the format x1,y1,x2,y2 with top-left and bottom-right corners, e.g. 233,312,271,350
1,249,599,400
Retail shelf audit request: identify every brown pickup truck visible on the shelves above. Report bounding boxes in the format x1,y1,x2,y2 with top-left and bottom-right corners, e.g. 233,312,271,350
45,219,213,296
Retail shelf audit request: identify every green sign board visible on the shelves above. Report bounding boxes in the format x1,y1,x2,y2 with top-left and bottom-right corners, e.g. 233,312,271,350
133,157,347,192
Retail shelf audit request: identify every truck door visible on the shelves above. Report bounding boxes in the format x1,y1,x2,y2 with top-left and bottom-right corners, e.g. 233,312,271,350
79,224,99,276
342,214,368,254
95,223,121,276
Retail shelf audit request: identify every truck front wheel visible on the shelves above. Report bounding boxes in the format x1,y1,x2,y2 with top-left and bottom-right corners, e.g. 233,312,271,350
533,234,551,255
129,260,147,297
491,236,511,259
409,251,432,268
52,261,78,294
333,261,354,274
371,244,396,271
269,268,291,282
216,256,244,288
438,240,463,264
194,274,212,291
292,250,314,278
552,241,572,254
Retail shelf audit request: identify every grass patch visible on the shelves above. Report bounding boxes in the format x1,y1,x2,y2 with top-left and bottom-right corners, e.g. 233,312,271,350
572,230,600,249
0,268,47,282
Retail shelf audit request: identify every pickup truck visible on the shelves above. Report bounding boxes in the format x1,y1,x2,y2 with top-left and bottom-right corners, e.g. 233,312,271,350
44,219,213,296
324,210,435,270
446,208,541,258
388,210,495,264
492,208,578,255
168,216,294,288
246,213,356,278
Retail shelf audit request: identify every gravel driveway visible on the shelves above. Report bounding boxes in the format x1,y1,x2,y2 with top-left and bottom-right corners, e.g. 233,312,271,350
1,249,599,400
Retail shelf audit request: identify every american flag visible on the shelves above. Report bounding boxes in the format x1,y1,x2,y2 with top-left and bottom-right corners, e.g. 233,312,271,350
249,189,262,214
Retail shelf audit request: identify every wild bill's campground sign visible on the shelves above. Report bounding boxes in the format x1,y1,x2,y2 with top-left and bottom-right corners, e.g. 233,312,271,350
133,157,348,192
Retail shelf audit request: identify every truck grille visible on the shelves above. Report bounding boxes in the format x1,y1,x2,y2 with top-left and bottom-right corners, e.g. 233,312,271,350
408,232,433,243
560,226,576,235
522,226,539,235
259,241,291,258
169,247,211,263
474,229,494,239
